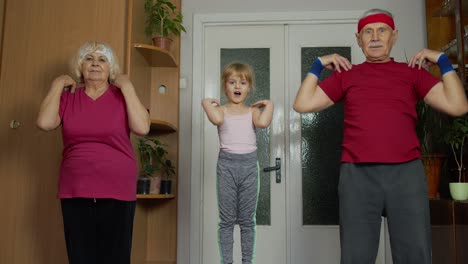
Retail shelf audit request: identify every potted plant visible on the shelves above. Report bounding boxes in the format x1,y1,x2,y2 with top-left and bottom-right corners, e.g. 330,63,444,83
416,101,449,198
160,159,176,194
144,0,186,50
443,114,468,200
137,137,168,194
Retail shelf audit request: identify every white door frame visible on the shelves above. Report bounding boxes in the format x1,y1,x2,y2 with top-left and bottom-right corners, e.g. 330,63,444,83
191,10,365,264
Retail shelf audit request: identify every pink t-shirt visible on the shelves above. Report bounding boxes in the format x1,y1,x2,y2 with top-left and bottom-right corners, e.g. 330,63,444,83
318,59,440,163
58,84,138,201
218,108,257,154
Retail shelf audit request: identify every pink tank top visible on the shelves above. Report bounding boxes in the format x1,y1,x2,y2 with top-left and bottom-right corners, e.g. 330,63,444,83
218,107,257,154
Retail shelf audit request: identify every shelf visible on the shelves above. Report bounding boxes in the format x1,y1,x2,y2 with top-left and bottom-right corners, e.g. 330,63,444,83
433,0,468,17
144,261,176,264
150,119,177,133
442,32,468,57
136,193,175,199
134,43,178,67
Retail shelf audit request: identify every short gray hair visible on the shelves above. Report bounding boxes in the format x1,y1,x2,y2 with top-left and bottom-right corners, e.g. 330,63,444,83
70,41,121,83
360,8,394,20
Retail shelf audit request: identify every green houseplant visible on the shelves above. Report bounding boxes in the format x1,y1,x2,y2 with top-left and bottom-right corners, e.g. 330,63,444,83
416,101,450,198
443,115,468,200
416,101,449,155
137,137,169,194
144,0,186,50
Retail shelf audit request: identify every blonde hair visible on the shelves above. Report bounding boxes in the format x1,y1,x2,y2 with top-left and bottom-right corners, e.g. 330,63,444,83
70,41,121,83
221,63,254,91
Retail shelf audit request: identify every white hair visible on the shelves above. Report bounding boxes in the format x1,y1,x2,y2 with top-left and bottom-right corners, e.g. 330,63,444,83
360,8,394,20
71,41,121,82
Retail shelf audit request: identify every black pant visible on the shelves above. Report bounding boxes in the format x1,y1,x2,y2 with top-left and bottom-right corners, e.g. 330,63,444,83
61,198,136,264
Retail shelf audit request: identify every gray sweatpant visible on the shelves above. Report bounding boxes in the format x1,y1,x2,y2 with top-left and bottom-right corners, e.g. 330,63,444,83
339,159,431,264
217,150,259,264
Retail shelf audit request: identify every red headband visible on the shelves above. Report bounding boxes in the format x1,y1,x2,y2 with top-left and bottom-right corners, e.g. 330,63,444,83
358,13,395,33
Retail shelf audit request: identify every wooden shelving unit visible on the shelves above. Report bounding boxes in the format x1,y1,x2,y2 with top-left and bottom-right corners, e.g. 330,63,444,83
433,0,468,16
136,193,175,199
134,43,178,67
430,199,468,264
150,119,177,133
429,0,468,86
127,0,180,263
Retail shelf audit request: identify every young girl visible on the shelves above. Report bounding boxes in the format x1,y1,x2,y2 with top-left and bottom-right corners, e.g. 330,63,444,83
202,63,274,264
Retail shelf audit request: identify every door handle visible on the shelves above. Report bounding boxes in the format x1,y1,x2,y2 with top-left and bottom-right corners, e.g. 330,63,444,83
10,120,21,129
263,158,281,183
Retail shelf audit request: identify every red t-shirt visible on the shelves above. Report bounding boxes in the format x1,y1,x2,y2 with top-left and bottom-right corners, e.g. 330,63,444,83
58,84,138,201
318,59,440,163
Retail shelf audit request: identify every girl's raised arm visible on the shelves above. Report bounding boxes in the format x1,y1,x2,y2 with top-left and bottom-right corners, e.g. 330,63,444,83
251,99,274,128
202,98,224,126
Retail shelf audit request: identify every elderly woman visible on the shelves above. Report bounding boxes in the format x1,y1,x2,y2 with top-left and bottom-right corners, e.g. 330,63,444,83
37,41,150,264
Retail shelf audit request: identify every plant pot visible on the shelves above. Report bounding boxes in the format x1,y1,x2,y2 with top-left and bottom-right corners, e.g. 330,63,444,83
152,36,172,51
449,182,468,201
160,179,172,194
137,177,151,194
422,154,445,199
150,176,162,194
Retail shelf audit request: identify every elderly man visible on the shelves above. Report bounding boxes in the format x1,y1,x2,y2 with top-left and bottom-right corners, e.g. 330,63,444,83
293,8,468,264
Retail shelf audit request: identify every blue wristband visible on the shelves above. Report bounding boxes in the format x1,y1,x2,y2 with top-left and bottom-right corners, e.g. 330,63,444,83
308,58,324,78
437,53,454,76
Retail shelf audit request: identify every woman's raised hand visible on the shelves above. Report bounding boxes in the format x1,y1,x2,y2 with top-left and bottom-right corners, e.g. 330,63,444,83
113,74,134,91
52,75,76,93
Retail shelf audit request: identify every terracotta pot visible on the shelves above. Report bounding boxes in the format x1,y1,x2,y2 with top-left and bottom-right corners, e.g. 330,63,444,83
150,176,161,194
152,37,172,51
422,154,445,199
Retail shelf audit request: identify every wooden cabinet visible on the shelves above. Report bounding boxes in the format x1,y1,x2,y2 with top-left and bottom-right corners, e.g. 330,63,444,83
126,0,180,263
426,0,468,86
430,199,468,264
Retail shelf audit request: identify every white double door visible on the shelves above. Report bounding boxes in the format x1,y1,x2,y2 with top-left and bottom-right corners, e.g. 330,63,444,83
201,23,391,264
